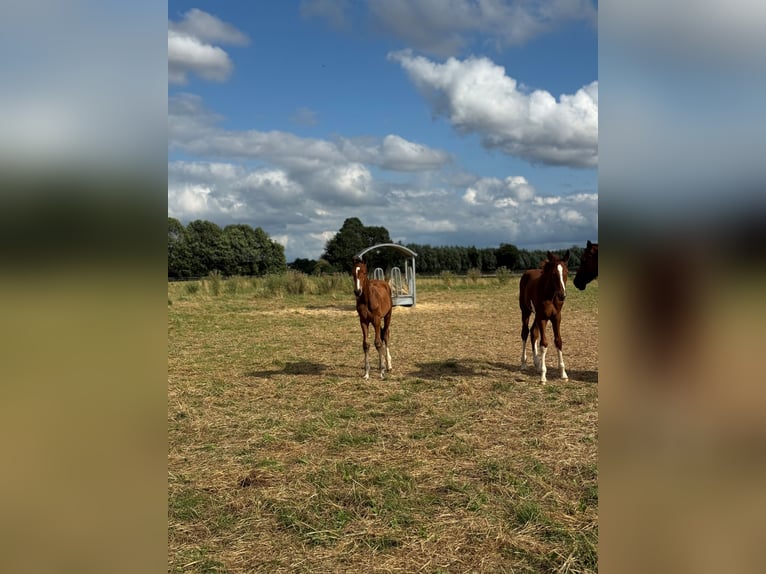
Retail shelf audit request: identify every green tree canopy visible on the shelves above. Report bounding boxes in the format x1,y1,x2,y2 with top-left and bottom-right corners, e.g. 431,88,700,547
168,217,193,279
322,217,393,273
496,243,521,271
185,219,225,277
167,219,286,278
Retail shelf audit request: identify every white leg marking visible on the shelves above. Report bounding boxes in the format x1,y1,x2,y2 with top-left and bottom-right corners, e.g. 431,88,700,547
385,346,392,371
363,347,370,380
379,346,386,379
539,345,548,383
557,264,566,297
557,349,568,380
521,342,527,370
532,338,540,369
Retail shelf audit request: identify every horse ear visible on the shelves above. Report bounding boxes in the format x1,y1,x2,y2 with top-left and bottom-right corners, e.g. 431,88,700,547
546,251,554,260
564,249,570,262
587,240,592,248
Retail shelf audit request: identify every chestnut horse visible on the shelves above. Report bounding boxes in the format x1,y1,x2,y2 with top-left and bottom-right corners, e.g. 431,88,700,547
519,251,570,383
573,240,598,291
352,257,393,379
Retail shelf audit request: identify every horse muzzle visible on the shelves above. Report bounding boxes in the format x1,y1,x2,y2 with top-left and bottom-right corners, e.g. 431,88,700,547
354,288,362,298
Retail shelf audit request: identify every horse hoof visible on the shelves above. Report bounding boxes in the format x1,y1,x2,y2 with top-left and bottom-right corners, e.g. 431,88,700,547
363,374,370,380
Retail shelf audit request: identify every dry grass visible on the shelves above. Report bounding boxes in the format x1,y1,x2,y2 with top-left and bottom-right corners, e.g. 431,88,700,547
168,276,598,573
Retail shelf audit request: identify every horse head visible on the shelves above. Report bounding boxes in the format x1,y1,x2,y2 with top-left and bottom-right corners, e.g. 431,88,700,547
352,257,367,298
573,240,598,291
544,250,569,301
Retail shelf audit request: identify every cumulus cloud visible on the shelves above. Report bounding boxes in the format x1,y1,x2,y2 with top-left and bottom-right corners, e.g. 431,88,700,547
169,8,250,45
168,94,450,174
168,9,249,85
169,157,598,259
390,51,597,168
168,94,597,260
301,0,596,56
369,0,596,56
337,134,452,171
463,175,537,207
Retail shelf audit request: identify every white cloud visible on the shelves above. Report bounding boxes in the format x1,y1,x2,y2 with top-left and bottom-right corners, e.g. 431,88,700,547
368,0,596,56
336,134,452,171
390,51,598,168
169,94,450,174
463,175,536,206
168,9,249,85
169,8,250,45
168,95,597,261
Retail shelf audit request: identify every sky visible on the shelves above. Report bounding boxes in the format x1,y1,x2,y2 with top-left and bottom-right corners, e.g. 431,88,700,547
168,0,598,262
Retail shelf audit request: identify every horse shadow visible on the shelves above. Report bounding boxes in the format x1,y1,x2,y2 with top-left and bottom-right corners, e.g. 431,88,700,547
562,369,598,383
407,358,516,380
406,359,598,383
247,361,328,379
304,303,356,312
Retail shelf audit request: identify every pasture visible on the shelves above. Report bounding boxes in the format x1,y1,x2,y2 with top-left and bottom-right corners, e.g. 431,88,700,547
168,273,598,573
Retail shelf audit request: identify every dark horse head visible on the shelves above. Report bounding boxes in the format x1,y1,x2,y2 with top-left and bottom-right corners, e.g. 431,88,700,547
351,256,367,298
542,250,569,301
573,240,598,291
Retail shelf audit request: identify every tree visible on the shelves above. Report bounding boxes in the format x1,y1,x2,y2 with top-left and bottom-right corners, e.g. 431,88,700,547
185,220,226,276
496,243,521,271
168,217,192,279
289,258,318,274
322,217,392,273
257,227,287,275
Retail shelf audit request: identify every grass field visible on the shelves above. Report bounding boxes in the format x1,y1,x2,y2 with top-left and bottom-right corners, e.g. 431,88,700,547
168,274,598,573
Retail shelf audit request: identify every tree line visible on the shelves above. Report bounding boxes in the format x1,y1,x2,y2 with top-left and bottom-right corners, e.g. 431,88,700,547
168,218,287,279
168,216,585,279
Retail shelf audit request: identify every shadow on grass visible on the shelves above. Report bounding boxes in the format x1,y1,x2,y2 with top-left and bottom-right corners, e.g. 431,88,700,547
406,359,598,383
407,358,513,379
247,361,328,378
561,369,598,383
304,303,356,312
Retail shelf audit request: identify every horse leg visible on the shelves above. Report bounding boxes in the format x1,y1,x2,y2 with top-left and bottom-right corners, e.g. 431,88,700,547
552,313,568,380
520,307,531,370
537,318,549,383
531,323,540,370
382,309,393,372
360,319,371,380
372,316,386,379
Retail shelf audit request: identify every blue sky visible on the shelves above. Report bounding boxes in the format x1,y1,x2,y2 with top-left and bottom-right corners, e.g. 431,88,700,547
168,1,598,261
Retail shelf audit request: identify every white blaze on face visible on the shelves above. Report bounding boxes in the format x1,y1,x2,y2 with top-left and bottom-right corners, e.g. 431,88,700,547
557,264,566,295
355,266,361,292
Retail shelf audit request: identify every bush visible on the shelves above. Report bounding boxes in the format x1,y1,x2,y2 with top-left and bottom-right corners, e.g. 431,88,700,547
184,282,200,295
467,268,481,283
496,266,511,285
286,270,310,295
225,277,240,295
262,274,286,297
315,273,349,296
207,270,223,296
